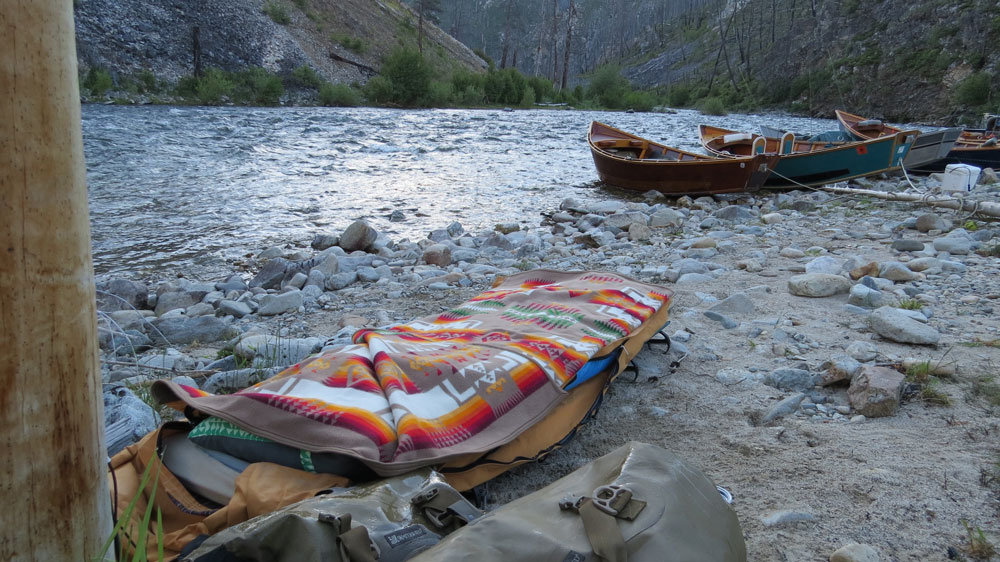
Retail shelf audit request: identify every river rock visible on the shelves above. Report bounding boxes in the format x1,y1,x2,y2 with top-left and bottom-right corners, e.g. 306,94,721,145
805,256,843,275
849,261,880,280
878,261,918,282
250,257,291,289
604,211,647,229
891,239,924,252
932,236,971,255
628,223,652,241
905,257,941,272
154,290,199,316
339,220,378,252
104,384,159,456
649,208,684,228
218,299,252,318
915,213,950,233
848,365,904,417
234,334,322,366
780,247,805,258
846,341,879,362
96,278,149,312
709,293,755,316
820,354,862,385
787,273,851,297
847,284,884,308
761,392,807,424
311,233,339,250
765,368,818,392
869,306,940,345
712,206,755,223
110,330,153,356
147,315,236,345
257,290,304,316
830,543,880,562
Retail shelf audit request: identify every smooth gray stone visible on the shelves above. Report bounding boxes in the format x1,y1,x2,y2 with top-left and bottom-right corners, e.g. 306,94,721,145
202,367,284,394
891,239,924,252
104,384,160,456
805,256,843,275
932,237,971,254
703,310,738,329
847,284,884,308
761,393,807,424
325,271,358,291
257,290,304,316
879,261,918,281
218,299,252,318
676,273,714,284
234,334,322,365
154,291,199,316
712,205,755,223
869,306,940,345
147,315,236,345
311,233,339,250
709,293,755,316
787,273,851,297
339,220,378,252
249,257,290,289
96,278,149,312
765,368,818,392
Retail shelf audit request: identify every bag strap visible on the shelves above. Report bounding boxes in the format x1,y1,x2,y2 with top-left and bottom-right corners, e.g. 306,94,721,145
411,482,483,532
319,513,379,562
559,485,646,562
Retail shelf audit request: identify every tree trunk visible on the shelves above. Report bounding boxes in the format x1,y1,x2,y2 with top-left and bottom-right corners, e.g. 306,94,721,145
193,25,202,77
418,9,424,54
0,2,111,561
551,0,559,83
561,0,575,91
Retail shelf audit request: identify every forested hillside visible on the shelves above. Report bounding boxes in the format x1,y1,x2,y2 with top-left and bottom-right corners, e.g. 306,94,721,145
433,0,999,123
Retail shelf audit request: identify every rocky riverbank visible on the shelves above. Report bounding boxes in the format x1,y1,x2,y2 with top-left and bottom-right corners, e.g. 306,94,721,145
99,171,1000,560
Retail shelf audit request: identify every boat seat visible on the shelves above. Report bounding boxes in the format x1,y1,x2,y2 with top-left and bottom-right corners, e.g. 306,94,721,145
722,133,753,144
856,119,883,131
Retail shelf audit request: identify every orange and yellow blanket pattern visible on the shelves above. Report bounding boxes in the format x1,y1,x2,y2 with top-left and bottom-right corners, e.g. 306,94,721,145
153,270,672,474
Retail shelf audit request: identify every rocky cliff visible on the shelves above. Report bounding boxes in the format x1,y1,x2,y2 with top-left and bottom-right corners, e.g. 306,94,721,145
73,0,486,85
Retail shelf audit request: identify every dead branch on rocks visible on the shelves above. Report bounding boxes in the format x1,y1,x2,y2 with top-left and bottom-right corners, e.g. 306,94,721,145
816,185,1000,221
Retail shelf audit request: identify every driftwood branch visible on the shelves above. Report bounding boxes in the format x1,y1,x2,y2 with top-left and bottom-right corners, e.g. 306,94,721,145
329,52,377,75
102,359,218,378
816,185,1000,220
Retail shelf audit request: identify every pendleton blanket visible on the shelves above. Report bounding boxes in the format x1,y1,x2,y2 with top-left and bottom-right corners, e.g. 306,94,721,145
152,270,672,476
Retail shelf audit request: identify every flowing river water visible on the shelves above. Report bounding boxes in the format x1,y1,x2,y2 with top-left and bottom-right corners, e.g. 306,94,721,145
82,105,849,280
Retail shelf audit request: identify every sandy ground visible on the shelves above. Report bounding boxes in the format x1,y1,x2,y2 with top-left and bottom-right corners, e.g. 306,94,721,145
174,189,1000,561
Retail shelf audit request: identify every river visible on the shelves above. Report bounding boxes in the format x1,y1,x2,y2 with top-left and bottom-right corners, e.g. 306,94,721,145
82,105,843,280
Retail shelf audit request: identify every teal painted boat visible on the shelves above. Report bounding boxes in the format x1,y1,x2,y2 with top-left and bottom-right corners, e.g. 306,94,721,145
699,124,918,188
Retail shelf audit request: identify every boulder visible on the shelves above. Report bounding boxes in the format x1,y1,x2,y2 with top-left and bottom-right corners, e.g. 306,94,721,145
869,306,940,345
96,278,149,312
787,273,851,297
339,220,378,252
848,365,904,417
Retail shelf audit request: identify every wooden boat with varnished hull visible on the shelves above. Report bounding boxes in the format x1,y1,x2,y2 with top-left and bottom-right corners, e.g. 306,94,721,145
835,109,963,173
588,121,778,195
699,123,917,188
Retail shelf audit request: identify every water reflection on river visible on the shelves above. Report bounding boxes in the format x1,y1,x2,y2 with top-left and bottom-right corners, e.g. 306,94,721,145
82,105,842,279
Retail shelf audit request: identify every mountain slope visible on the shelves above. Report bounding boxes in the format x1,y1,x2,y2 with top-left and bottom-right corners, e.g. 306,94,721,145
73,0,486,85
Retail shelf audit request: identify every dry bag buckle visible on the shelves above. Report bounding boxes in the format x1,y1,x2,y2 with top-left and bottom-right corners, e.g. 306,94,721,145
591,485,632,516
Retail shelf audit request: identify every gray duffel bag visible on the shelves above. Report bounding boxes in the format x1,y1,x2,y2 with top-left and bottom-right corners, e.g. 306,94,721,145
183,441,745,562
411,441,745,562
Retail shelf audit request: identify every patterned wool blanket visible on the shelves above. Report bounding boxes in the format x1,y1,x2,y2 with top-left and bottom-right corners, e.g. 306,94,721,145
153,270,672,475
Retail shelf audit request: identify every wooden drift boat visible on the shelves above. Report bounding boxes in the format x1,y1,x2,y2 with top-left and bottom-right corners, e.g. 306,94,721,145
587,121,779,195
835,109,962,173
699,124,917,188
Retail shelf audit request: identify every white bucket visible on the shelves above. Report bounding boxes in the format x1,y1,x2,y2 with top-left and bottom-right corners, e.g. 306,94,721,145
941,163,981,192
